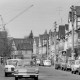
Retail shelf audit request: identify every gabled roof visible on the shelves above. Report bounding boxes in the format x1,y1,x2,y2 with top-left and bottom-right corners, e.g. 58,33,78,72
12,38,33,50
43,34,49,40
13,38,25,49
17,43,33,50
24,37,33,44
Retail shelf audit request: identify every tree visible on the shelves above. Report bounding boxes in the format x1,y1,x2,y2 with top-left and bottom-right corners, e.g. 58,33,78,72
4,38,12,58
0,30,12,58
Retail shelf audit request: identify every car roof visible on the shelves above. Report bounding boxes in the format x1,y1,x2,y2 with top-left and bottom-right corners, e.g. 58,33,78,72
44,60,50,61
7,59,21,61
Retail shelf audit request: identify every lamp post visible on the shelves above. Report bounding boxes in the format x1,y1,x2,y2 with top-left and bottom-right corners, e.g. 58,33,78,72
54,21,57,62
70,5,75,59
47,38,49,59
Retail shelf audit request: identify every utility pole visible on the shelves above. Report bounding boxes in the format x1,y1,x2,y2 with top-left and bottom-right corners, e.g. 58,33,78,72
54,21,57,62
47,37,49,59
70,5,75,59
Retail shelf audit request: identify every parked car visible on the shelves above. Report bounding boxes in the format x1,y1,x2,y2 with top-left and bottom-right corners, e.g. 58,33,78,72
36,59,40,66
43,59,51,67
66,59,75,71
71,59,80,74
76,64,80,75
60,62,67,71
13,59,39,80
40,59,44,66
54,57,62,70
54,61,61,69
4,59,21,77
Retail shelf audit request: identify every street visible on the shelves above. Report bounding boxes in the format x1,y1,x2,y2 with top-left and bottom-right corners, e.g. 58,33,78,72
39,66,80,80
1,64,80,80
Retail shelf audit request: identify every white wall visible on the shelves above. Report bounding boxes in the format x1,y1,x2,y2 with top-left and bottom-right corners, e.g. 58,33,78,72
43,46,46,54
67,32,78,48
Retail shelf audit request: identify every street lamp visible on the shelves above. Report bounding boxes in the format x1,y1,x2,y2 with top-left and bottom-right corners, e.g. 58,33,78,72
70,5,75,59
54,21,57,62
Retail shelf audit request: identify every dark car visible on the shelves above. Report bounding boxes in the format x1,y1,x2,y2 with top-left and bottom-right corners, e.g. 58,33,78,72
66,60,75,71
54,62,61,69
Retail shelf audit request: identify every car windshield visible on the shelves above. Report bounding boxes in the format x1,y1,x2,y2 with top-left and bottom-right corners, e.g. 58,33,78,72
68,60,75,65
45,60,51,63
36,59,40,61
7,59,18,66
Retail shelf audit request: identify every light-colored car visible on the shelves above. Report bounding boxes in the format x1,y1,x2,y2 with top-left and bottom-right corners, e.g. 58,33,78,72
36,59,40,66
71,60,80,74
43,60,51,67
13,59,39,80
54,61,61,69
4,59,21,77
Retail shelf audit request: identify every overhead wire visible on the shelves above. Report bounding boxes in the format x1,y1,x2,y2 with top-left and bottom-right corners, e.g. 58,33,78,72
6,4,34,25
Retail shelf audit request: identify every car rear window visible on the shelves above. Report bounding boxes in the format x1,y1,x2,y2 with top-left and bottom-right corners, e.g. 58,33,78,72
17,59,36,67
45,60,51,62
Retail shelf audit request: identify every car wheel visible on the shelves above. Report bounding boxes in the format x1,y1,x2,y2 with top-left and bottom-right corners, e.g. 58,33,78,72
34,76,38,80
55,67,57,69
71,71,73,74
56,67,58,70
78,71,80,75
65,68,67,71
5,73,8,77
61,67,63,70
63,68,65,71
15,77,18,80
74,71,76,74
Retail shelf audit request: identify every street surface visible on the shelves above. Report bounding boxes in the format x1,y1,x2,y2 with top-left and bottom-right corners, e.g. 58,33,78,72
0,64,80,80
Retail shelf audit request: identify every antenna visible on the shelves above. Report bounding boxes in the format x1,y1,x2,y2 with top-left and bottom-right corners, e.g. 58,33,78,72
57,7,63,24
6,4,34,25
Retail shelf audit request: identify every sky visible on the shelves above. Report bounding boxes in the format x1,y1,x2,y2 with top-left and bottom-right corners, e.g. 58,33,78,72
0,0,80,38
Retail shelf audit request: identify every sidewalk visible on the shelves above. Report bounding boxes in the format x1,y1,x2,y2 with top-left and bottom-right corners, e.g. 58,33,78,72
0,63,4,69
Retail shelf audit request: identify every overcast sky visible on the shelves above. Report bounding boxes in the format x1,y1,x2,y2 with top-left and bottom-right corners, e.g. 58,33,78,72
0,0,80,38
